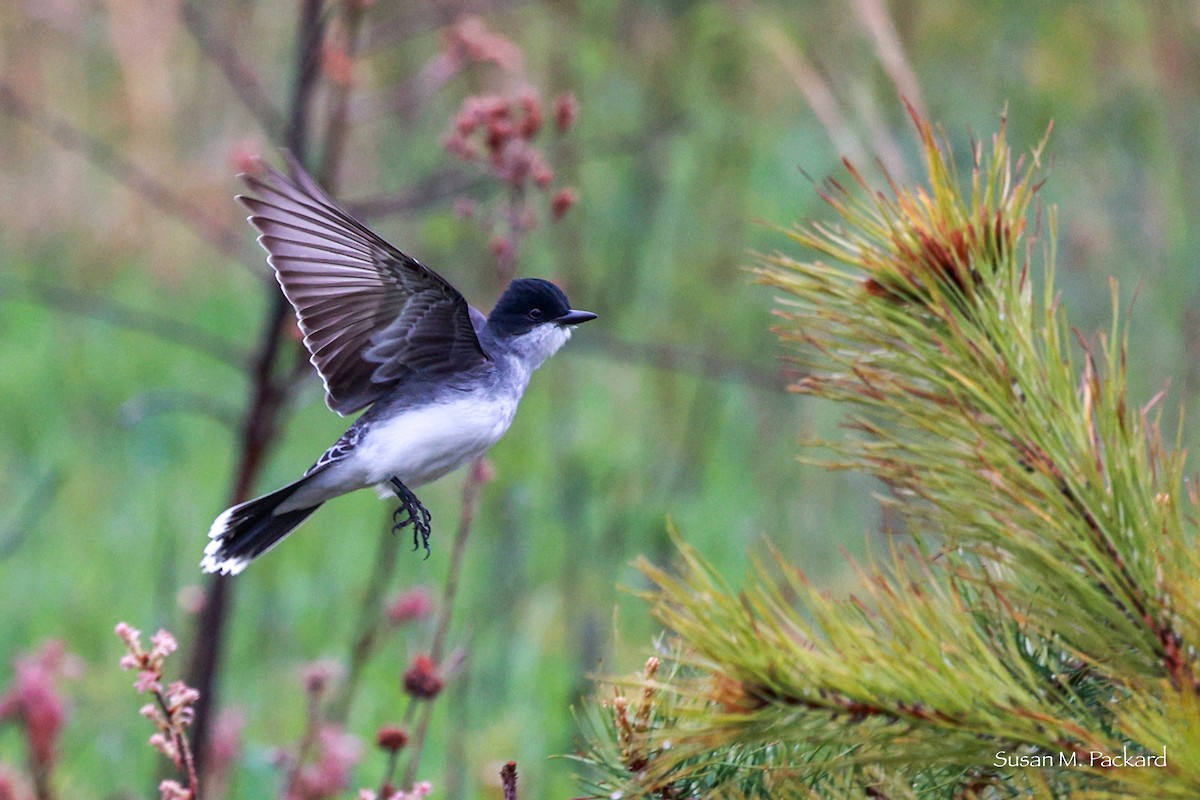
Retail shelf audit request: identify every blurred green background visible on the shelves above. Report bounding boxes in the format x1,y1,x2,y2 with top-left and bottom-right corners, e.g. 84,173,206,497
3,1,1200,797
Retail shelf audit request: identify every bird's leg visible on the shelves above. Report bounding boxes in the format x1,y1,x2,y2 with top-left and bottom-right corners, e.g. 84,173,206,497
389,477,433,557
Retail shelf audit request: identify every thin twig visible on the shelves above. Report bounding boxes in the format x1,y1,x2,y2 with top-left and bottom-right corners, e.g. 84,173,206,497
284,0,326,170
402,701,436,792
120,390,241,431
379,748,401,798
0,467,62,560
434,463,488,666
577,330,793,392
9,281,247,368
28,751,55,800
402,457,490,787
180,1,286,138
0,83,244,258
283,689,323,799
345,168,481,220
318,2,367,190
442,650,470,799
329,516,403,724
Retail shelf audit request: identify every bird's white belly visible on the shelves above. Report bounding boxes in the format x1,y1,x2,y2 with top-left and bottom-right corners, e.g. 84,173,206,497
358,394,517,488
283,393,520,511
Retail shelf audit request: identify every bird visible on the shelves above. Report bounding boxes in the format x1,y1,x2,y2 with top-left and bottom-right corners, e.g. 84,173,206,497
200,156,596,575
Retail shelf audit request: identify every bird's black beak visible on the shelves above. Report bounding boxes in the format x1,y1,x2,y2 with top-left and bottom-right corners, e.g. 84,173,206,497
556,309,598,326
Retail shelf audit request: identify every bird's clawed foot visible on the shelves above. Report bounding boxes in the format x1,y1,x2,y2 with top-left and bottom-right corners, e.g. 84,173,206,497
390,477,432,558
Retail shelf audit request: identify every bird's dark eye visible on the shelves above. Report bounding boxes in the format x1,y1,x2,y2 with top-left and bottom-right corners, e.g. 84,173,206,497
528,308,544,320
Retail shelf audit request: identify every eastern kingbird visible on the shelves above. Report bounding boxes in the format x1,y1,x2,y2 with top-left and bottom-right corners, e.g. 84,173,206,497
200,158,596,575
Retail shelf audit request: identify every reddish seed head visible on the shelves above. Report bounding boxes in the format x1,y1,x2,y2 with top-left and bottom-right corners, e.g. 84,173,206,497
301,660,342,696
375,725,408,751
553,92,579,133
490,236,514,263
485,118,515,154
321,42,354,87
447,16,523,72
518,91,543,139
452,198,476,220
385,587,434,624
176,584,207,614
228,138,264,177
471,457,496,484
403,655,444,700
530,155,554,189
551,188,578,220
442,132,479,163
149,630,177,660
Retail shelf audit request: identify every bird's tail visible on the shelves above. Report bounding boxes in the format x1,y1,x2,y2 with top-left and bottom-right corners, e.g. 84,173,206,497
201,478,322,575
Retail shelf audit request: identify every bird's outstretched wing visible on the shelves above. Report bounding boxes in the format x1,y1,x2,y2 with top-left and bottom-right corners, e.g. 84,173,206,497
238,155,488,415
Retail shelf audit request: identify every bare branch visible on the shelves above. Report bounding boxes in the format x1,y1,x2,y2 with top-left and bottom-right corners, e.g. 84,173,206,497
317,3,368,190
328,516,404,724
0,83,244,258
120,390,241,431
346,168,481,220
180,1,286,138
11,281,247,368
577,330,793,393
364,0,516,53
0,468,62,560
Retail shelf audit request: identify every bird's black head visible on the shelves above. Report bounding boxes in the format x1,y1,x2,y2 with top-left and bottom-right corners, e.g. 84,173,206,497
487,278,596,337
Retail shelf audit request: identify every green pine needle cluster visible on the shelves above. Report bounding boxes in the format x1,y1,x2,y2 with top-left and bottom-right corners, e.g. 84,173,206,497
572,109,1200,798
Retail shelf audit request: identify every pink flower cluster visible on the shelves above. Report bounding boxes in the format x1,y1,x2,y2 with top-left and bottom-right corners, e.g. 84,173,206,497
158,779,192,800
443,88,578,211
116,623,178,694
115,622,199,797
0,640,76,771
140,682,201,769
443,91,557,188
442,86,579,269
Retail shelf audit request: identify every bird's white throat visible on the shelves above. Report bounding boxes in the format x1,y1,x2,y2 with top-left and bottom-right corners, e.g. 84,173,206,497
507,324,572,373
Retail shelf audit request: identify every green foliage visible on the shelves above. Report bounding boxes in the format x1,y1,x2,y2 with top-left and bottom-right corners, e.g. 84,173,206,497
576,113,1200,797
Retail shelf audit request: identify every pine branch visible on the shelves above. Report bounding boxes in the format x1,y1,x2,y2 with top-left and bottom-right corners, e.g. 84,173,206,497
575,109,1200,799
